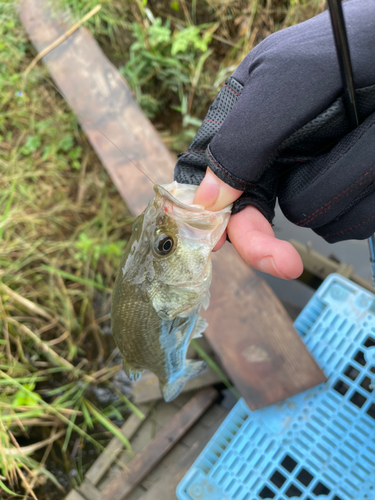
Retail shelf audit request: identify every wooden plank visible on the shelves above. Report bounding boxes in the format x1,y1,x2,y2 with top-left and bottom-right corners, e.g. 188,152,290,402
138,414,225,500
101,388,218,500
205,248,326,408
291,239,372,291
65,490,86,500
126,488,148,500
19,0,165,216
199,402,228,428
131,368,222,403
140,442,188,490
77,478,101,500
19,0,326,409
84,405,150,486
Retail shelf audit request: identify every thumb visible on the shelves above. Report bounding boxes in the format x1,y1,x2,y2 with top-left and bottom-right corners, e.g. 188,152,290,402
193,168,243,211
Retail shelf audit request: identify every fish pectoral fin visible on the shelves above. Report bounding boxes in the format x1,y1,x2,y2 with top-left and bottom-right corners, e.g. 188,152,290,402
192,316,208,339
160,360,207,402
122,361,144,382
201,291,210,310
147,283,204,321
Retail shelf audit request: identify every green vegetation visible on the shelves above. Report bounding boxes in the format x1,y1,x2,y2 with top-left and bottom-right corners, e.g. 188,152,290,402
0,0,325,498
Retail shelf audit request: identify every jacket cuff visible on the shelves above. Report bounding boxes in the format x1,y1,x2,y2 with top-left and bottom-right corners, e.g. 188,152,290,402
205,145,250,191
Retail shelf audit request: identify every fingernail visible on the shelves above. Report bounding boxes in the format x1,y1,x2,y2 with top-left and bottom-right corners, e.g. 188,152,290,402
257,256,278,276
257,256,293,279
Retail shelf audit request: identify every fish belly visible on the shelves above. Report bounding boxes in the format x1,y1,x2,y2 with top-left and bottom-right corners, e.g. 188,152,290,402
113,297,208,401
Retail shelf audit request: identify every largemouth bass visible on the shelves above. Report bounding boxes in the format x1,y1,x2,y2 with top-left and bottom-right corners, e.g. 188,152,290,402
111,182,231,402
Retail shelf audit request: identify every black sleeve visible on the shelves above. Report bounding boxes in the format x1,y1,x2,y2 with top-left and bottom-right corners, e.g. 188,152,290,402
175,0,375,225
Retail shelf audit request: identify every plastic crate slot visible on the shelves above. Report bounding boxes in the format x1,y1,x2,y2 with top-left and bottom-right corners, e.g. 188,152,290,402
246,449,256,463
201,464,210,474
237,464,246,477
269,470,286,488
218,471,229,485
254,454,265,468
353,423,371,439
333,453,350,470
312,482,330,496
306,422,320,436
296,468,313,486
311,415,328,430
333,379,350,396
333,497,344,500
343,365,359,380
258,485,276,499
322,436,337,451
280,455,297,473
327,463,344,479
364,336,375,348
360,453,375,468
337,409,355,426
349,391,367,408
360,376,373,392
295,436,310,452
264,441,274,455
325,427,341,442
331,418,346,433
316,443,332,458
232,485,243,498
225,478,236,492
353,350,366,366
285,483,302,497
366,403,375,420
315,408,330,421
321,399,336,413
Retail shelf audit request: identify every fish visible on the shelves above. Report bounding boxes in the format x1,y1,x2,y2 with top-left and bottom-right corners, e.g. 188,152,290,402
111,181,231,402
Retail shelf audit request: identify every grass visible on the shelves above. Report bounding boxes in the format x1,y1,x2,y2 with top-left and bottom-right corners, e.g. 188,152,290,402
0,3,138,498
1,0,326,498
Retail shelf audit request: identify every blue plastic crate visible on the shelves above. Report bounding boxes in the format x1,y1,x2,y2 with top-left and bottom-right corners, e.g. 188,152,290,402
177,274,375,500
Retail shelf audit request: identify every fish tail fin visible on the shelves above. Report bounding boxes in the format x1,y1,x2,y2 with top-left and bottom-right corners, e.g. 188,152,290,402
122,361,144,382
161,360,207,402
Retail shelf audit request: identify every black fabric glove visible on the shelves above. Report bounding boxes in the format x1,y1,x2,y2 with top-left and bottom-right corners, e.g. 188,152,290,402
174,0,375,243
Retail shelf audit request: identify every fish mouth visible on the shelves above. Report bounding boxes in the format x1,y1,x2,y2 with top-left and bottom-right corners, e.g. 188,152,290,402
154,182,232,215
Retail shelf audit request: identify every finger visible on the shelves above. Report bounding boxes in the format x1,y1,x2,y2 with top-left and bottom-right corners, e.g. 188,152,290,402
193,168,243,211
227,206,303,280
213,230,227,252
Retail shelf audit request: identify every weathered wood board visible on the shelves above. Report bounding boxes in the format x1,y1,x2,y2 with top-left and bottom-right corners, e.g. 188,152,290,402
19,0,325,411
291,239,373,292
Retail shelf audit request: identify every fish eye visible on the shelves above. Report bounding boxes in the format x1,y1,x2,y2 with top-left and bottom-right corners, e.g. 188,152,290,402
153,233,176,256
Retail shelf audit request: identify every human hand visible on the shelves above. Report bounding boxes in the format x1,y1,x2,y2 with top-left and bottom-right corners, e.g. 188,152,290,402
175,0,375,278
193,168,303,280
